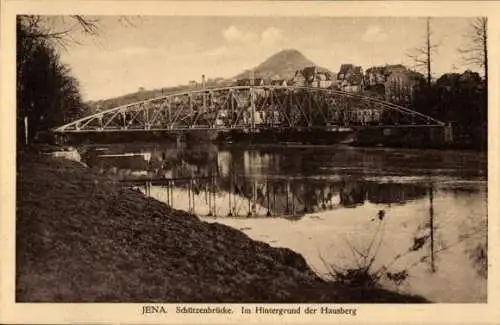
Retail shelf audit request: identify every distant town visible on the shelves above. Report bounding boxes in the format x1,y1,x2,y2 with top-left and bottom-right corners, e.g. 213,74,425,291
102,55,483,116
190,63,483,108
84,49,485,149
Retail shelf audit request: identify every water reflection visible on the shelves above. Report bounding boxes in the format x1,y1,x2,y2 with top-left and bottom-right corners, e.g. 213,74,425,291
85,142,486,180
82,143,487,302
84,143,448,216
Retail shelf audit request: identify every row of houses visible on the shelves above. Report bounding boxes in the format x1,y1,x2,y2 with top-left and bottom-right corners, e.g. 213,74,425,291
334,63,427,105
231,64,368,91
233,69,335,89
364,64,425,105
192,63,425,106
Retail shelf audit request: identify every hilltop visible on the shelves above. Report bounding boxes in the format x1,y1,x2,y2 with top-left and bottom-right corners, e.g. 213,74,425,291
235,49,335,81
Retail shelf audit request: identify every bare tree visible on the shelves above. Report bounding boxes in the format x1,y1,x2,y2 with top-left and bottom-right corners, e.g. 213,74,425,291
408,17,438,88
459,17,487,87
16,15,101,145
17,15,141,145
17,15,101,49
19,15,140,51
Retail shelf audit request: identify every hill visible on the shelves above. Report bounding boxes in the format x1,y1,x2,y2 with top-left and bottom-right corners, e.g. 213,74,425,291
235,48,335,80
86,49,335,112
86,85,192,113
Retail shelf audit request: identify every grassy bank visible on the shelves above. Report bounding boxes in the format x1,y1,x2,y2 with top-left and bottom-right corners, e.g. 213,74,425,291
16,150,428,302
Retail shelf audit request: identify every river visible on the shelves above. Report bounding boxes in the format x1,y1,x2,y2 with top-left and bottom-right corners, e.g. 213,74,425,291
82,142,487,303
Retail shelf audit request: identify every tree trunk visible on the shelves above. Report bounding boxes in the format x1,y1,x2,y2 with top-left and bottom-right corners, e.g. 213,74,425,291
426,18,432,89
483,21,488,97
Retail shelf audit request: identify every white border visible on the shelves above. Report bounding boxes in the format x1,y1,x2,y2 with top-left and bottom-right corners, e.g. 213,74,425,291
1,1,499,324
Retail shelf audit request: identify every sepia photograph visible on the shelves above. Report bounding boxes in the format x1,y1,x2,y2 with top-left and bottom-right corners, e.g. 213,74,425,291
2,1,498,323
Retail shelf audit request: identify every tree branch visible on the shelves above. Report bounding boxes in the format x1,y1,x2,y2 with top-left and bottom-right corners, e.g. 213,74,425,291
459,17,487,72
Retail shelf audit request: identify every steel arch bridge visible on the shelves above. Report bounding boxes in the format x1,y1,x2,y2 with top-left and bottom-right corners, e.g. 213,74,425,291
53,86,445,133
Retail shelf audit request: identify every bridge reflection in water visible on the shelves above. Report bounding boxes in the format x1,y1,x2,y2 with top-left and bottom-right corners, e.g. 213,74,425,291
128,176,429,218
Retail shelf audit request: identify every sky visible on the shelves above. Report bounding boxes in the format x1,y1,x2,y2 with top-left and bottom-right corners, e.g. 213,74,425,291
49,16,480,101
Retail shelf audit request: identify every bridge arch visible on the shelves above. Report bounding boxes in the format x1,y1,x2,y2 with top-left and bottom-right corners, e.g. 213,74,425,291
53,85,445,133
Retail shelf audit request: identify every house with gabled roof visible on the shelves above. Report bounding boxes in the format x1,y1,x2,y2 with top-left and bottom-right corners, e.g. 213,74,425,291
365,64,407,88
292,70,307,87
384,69,425,105
337,64,354,81
314,72,333,88
337,64,364,92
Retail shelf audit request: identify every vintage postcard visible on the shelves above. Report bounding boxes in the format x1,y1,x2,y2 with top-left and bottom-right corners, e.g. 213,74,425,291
1,1,499,324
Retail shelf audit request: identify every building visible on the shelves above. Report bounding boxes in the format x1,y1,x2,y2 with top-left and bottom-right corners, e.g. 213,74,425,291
292,66,333,88
362,64,425,105
364,64,406,89
292,66,316,87
384,69,425,105
292,70,307,87
337,64,364,92
314,72,333,88
253,78,265,86
236,78,251,86
364,67,388,87
236,77,266,87
435,73,461,91
337,64,353,80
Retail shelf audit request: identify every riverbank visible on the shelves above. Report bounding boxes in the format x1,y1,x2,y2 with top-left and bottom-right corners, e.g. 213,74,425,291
50,128,486,151
16,149,428,302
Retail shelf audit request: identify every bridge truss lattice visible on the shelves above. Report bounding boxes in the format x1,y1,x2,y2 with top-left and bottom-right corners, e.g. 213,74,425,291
53,86,445,133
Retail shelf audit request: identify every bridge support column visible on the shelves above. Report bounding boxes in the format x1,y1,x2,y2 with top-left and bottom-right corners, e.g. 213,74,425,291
429,127,437,143
250,88,256,129
54,133,69,145
444,124,454,144
176,133,185,150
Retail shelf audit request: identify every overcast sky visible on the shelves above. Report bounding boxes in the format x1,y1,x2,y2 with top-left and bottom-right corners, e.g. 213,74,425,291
51,16,479,101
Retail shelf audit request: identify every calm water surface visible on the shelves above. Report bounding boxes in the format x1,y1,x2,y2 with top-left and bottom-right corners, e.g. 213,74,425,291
83,143,487,303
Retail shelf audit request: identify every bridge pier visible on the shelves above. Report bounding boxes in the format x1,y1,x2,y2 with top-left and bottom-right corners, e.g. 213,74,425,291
54,133,69,145
429,127,437,143
444,124,454,144
430,124,454,145
176,133,186,150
